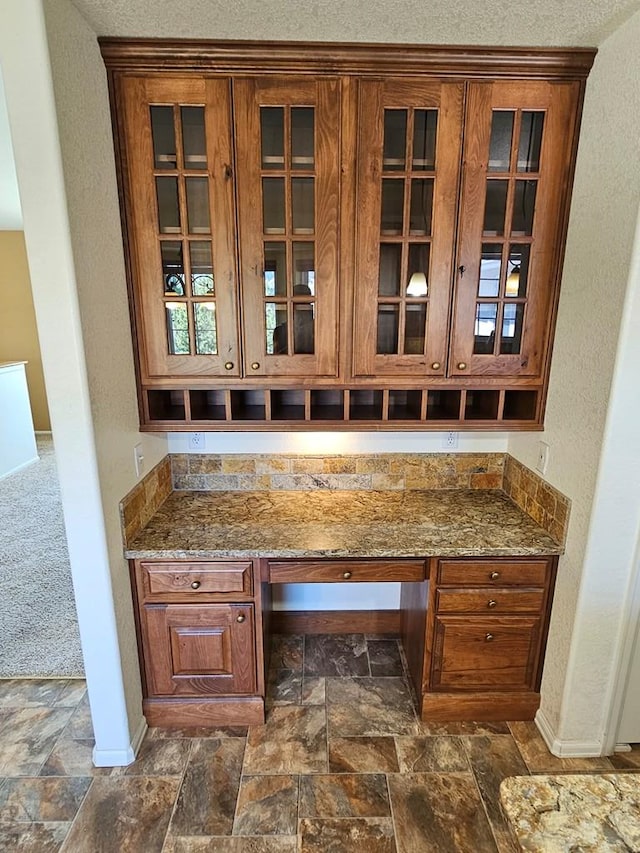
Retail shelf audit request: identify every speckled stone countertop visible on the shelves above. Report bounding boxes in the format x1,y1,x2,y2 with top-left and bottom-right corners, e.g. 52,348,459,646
500,774,640,852
124,488,562,559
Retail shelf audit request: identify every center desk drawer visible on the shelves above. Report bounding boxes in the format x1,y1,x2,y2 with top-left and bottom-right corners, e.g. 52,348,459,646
436,588,545,614
139,561,253,600
267,559,426,583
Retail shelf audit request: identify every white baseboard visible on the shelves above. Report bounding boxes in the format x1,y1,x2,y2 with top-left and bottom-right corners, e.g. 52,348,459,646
0,456,39,480
92,716,148,767
535,708,605,757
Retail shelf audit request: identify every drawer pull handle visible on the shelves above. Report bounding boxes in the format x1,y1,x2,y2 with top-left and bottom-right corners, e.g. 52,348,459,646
236,614,246,623
457,362,467,370
251,362,260,370
485,633,494,641
190,581,201,590
224,361,234,370
343,571,352,579
431,362,441,370
487,599,497,608
490,571,500,580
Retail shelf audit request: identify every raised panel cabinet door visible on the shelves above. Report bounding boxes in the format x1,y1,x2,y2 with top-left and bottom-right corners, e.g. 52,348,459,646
451,81,580,379
234,77,341,378
141,602,256,697
121,77,241,381
353,80,464,378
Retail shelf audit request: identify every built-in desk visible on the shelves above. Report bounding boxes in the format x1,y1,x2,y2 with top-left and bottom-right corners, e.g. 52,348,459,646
125,489,561,728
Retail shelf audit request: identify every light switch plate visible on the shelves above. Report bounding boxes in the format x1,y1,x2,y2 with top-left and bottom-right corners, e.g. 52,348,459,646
134,443,145,477
536,441,550,474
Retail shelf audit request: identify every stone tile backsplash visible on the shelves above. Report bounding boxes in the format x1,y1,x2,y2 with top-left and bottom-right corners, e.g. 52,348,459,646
120,451,570,547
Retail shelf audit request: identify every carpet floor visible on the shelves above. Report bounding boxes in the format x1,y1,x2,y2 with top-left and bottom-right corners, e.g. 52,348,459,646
0,435,84,678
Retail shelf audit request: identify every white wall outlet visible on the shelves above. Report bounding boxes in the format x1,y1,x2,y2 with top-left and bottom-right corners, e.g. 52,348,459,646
188,432,205,451
133,443,145,477
442,431,459,450
536,441,550,475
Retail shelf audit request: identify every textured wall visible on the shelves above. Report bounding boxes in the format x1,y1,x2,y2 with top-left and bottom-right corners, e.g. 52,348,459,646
509,8,640,742
0,232,50,430
42,0,168,733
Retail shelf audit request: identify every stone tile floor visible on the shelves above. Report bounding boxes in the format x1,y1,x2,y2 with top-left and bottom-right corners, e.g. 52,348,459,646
0,634,638,852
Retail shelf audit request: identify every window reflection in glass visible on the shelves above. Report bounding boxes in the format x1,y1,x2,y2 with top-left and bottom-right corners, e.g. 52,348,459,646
404,304,427,354
165,302,190,355
293,303,315,354
500,303,524,354
506,244,530,298
483,180,508,236
266,303,289,355
478,244,502,297
474,302,497,354
488,111,514,172
190,242,214,296
264,242,287,296
517,112,544,172
161,241,185,296
292,243,315,296
194,302,217,354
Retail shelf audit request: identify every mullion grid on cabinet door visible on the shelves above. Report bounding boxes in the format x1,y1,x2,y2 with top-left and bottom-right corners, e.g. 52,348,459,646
173,104,198,358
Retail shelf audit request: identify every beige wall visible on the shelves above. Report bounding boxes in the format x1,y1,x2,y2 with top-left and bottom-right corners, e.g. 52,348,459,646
42,0,168,733
0,231,50,430
509,7,640,741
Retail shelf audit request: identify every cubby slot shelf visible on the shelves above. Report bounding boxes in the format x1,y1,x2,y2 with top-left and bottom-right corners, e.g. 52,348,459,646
142,386,541,430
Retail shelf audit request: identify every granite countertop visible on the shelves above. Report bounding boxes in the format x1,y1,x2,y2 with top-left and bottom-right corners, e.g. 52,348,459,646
500,774,640,852
125,488,562,559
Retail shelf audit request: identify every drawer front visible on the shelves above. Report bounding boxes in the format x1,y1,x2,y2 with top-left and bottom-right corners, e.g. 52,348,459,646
436,588,545,614
437,559,549,587
140,561,253,600
431,616,541,691
267,559,426,583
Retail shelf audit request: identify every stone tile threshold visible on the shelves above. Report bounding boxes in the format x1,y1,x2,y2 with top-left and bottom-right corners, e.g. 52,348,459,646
0,635,636,853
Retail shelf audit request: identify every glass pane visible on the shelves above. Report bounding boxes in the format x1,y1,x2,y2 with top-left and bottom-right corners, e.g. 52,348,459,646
506,244,530,298
474,302,497,354
264,242,287,296
261,107,284,169
267,303,288,355
512,180,537,236
407,243,430,296
412,110,437,171
378,244,402,296
165,302,190,354
262,178,285,234
483,180,508,236
156,177,180,233
478,244,502,297
194,302,217,354
292,242,315,295
181,106,206,169
291,108,314,169
488,111,514,172
377,305,399,354
404,304,427,354
291,178,314,233
161,241,185,296
185,177,210,234
381,180,404,235
518,112,544,172
409,179,433,236
383,110,407,171
501,303,525,354
190,242,214,296
293,303,315,354
150,106,176,170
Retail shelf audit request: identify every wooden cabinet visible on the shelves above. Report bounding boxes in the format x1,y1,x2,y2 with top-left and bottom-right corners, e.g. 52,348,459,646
103,41,594,430
130,559,267,727
413,555,558,721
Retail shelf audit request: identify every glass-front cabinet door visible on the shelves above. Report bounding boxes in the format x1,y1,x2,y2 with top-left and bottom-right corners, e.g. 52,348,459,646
352,80,464,378
234,78,340,378
450,81,580,378
121,77,241,379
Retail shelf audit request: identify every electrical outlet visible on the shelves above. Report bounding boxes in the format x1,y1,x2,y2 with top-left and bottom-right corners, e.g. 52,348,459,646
188,432,205,451
536,441,550,475
442,431,459,450
133,443,145,477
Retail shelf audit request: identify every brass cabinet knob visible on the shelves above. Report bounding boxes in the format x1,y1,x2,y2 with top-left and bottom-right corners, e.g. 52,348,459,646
236,614,246,623
487,599,497,608
431,362,441,370
190,580,201,590
485,633,494,642
251,362,260,370
343,571,352,579
224,361,234,370
457,362,467,370
490,571,500,580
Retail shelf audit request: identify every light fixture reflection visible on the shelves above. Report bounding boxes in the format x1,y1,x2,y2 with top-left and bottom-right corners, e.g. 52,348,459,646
506,265,520,297
406,271,428,297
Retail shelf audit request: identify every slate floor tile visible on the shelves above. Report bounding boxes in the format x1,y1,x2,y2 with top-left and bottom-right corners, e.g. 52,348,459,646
367,640,404,677
304,635,369,677
243,706,327,775
233,775,298,836
111,736,191,776
328,736,400,773
508,721,613,773
0,776,91,822
164,837,298,852
40,737,110,777
0,680,66,709
301,677,325,705
327,677,417,737
395,736,469,773
299,773,390,817
269,636,304,671
0,707,73,776
299,817,396,852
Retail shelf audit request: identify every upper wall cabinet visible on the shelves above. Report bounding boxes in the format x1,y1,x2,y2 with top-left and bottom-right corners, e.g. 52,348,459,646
102,41,595,430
